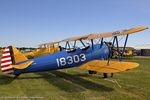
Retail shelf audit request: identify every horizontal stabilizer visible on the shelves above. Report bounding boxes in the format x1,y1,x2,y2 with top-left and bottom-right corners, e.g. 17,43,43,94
12,60,34,69
80,60,139,73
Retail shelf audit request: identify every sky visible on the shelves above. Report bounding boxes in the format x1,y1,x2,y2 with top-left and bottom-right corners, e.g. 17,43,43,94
0,0,150,47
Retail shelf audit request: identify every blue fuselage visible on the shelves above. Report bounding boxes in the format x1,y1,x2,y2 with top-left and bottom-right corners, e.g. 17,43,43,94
14,44,109,75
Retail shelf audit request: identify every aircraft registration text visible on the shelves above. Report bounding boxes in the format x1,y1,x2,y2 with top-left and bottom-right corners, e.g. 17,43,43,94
56,53,86,67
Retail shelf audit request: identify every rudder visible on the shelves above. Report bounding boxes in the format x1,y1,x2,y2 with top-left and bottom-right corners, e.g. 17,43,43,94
0,47,14,75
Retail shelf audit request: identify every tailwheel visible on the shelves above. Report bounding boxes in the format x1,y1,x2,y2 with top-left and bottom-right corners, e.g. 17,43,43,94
103,73,113,78
88,70,97,74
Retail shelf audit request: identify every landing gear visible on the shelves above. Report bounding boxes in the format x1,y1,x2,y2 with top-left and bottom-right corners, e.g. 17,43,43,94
88,70,97,74
103,73,113,78
88,71,113,78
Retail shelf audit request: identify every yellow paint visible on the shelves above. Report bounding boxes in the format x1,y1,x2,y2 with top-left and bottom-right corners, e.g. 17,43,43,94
124,50,133,56
80,60,139,73
25,46,60,58
12,46,28,63
61,26,148,42
12,60,34,69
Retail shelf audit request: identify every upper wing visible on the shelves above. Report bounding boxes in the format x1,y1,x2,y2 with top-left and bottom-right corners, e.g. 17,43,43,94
61,35,88,42
61,26,148,42
87,26,148,39
37,26,148,45
80,60,139,73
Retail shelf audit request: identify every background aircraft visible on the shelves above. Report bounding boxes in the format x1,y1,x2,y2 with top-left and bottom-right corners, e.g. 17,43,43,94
0,26,148,78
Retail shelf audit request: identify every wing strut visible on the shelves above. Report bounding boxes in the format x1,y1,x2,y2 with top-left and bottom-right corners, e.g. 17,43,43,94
80,40,86,48
73,40,76,48
107,34,129,64
100,38,103,48
65,42,71,50
91,39,94,49
115,36,121,60
107,37,116,65
121,34,129,61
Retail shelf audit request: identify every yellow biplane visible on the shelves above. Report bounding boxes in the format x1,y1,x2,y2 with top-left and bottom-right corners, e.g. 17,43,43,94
24,41,60,58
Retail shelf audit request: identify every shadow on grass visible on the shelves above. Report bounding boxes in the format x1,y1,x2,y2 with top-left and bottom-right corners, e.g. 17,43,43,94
36,71,113,93
0,71,113,92
0,75,14,85
73,73,104,79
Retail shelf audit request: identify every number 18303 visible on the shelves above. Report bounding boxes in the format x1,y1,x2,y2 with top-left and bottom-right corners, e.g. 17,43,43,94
56,53,86,67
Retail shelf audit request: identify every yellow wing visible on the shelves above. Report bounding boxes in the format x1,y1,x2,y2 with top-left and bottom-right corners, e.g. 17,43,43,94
80,60,139,73
61,26,148,42
61,35,88,42
87,26,148,39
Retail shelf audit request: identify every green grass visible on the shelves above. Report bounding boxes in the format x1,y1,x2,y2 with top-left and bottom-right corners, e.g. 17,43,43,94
0,58,150,100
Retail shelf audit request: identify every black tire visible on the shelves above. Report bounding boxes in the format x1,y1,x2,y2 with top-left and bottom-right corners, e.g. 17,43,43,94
103,73,113,78
88,70,97,74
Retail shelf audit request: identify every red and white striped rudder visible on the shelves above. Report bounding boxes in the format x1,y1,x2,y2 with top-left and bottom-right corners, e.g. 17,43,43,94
0,47,14,75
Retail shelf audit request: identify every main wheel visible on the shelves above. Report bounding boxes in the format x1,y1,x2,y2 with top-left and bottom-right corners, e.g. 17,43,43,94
88,70,97,74
103,73,113,78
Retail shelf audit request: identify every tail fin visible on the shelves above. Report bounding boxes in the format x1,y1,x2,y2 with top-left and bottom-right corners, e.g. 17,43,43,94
0,46,28,76
11,46,28,63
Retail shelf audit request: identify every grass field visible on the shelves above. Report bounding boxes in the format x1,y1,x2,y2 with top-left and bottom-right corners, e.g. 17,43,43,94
0,57,150,100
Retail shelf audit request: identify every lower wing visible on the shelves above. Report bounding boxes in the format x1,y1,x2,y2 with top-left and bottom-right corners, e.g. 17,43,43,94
80,60,139,73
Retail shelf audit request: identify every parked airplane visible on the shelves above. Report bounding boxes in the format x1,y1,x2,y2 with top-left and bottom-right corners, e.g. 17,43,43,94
0,26,148,78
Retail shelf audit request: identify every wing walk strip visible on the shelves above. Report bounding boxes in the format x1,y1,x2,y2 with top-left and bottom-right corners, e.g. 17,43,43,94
0,48,14,75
